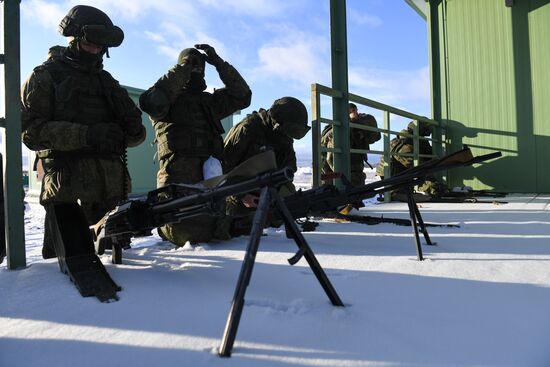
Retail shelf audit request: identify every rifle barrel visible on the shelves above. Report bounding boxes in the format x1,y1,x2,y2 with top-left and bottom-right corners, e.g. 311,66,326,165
151,167,294,214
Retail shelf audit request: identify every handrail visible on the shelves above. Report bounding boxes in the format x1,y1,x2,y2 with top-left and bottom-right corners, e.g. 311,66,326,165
311,83,446,189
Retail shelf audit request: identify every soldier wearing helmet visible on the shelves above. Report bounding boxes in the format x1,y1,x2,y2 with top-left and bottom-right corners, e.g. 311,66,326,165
139,44,251,247
223,97,309,228
321,103,381,187
20,5,146,259
376,121,444,198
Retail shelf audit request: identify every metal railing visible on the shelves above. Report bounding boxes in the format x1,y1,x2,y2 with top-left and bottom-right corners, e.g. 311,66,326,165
311,83,446,189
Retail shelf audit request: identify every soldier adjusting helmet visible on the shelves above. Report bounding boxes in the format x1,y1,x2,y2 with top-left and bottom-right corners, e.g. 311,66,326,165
269,97,310,139
58,5,124,48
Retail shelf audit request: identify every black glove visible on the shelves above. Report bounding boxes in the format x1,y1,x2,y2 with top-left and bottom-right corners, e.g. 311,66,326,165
86,123,125,154
194,44,224,67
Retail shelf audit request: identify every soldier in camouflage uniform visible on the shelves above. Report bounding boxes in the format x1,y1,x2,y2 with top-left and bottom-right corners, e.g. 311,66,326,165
376,121,444,197
139,45,251,246
21,5,146,259
223,97,309,229
321,103,381,186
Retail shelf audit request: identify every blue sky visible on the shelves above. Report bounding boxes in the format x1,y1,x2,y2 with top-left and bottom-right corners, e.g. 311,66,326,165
14,0,429,159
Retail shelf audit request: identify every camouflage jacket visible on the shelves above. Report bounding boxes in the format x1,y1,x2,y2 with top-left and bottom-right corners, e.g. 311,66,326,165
321,114,380,149
321,113,380,172
21,46,145,204
224,109,297,173
376,129,433,177
140,61,251,162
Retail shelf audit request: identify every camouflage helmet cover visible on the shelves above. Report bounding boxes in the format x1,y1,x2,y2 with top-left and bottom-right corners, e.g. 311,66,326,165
58,5,124,47
407,120,432,136
268,97,310,139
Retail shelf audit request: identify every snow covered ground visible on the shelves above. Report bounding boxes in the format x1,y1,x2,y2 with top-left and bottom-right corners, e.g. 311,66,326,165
2,170,550,366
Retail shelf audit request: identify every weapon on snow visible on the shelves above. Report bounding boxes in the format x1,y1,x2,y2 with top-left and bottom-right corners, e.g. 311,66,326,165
232,146,501,261
96,151,344,357
326,213,460,228
67,147,499,355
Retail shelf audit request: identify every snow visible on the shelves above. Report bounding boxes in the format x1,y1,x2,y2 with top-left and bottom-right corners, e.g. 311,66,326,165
2,169,550,367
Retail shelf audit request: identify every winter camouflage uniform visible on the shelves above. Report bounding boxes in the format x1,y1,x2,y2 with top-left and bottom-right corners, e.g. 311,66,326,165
223,97,309,230
321,113,381,186
139,46,251,246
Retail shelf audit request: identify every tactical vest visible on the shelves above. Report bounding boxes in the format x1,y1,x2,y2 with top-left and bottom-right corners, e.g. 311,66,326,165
35,59,126,159
155,91,224,160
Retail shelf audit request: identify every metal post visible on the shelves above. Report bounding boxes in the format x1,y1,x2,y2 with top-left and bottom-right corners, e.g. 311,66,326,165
2,0,26,269
412,120,420,166
311,84,321,188
383,111,391,202
427,0,444,157
329,0,350,188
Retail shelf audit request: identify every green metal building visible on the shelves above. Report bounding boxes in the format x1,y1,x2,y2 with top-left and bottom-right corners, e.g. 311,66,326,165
409,0,550,192
27,87,238,196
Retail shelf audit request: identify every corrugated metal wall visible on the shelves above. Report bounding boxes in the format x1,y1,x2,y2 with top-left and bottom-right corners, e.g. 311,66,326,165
529,0,550,191
434,0,550,192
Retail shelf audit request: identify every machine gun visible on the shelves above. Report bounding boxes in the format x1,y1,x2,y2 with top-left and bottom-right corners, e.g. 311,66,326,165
87,147,498,357
232,146,501,261
91,151,345,357
94,166,294,250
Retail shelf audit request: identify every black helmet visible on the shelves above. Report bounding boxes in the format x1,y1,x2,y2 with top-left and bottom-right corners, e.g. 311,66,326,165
58,5,124,47
407,121,432,136
269,97,310,139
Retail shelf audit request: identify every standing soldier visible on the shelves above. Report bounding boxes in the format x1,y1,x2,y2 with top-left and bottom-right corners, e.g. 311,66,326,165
139,45,251,246
321,103,381,186
21,5,146,259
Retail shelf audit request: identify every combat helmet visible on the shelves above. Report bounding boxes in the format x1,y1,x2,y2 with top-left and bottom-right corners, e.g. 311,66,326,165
58,5,124,48
269,97,310,139
177,48,206,74
407,120,432,136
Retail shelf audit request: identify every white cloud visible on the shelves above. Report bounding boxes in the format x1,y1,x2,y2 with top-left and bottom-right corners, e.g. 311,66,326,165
349,9,383,27
197,0,289,17
348,65,430,105
145,22,228,64
250,27,330,88
20,0,66,30
21,0,202,29
144,31,166,44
